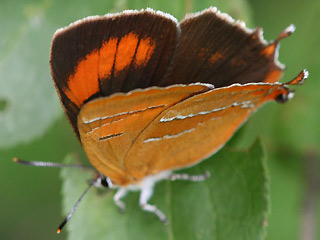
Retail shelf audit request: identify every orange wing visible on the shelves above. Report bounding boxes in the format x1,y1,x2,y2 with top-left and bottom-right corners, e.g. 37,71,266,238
78,71,306,185
77,84,211,185
124,71,306,180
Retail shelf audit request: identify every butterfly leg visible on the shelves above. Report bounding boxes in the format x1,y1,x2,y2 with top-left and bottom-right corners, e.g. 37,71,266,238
139,186,168,224
114,188,127,212
169,171,210,182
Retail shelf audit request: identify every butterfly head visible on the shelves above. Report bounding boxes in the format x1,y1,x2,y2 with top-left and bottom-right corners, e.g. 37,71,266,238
93,173,113,189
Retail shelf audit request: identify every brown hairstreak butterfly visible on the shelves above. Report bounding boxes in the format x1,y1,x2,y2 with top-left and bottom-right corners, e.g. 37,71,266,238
14,7,307,233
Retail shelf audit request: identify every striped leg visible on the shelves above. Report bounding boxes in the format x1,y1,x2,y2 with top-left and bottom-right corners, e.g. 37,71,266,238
169,171,210,182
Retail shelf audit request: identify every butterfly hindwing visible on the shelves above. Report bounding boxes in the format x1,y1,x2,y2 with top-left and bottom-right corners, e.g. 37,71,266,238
160,7,285,88
77,84,211,185
124,82,291,179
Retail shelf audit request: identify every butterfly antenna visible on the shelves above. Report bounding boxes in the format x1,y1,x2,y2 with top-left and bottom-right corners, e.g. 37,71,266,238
13,158,94,170
57,181,95,234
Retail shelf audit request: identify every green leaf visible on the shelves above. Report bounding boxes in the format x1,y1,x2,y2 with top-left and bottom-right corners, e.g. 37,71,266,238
60,139,269,240
264,153,303,240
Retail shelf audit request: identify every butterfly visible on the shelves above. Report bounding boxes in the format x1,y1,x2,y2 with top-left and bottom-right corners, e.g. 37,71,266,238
15,7,307,232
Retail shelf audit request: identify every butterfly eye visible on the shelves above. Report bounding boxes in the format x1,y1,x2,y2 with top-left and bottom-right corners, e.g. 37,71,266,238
90,174,113,188
100,176,112,188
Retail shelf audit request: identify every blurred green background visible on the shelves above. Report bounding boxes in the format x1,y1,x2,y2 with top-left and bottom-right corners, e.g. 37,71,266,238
0,0,319,239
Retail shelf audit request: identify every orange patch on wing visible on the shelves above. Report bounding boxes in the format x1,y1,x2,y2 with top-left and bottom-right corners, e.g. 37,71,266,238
98,38,118,79
209,52,224,64
263,69,282,83
230,58,245,67
261,43,276,57
198,49,225,64
135,37,155,66
64,38,118,107
198,48,209,61
65,53,100,107
64,33,155,107
115,33,139,72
